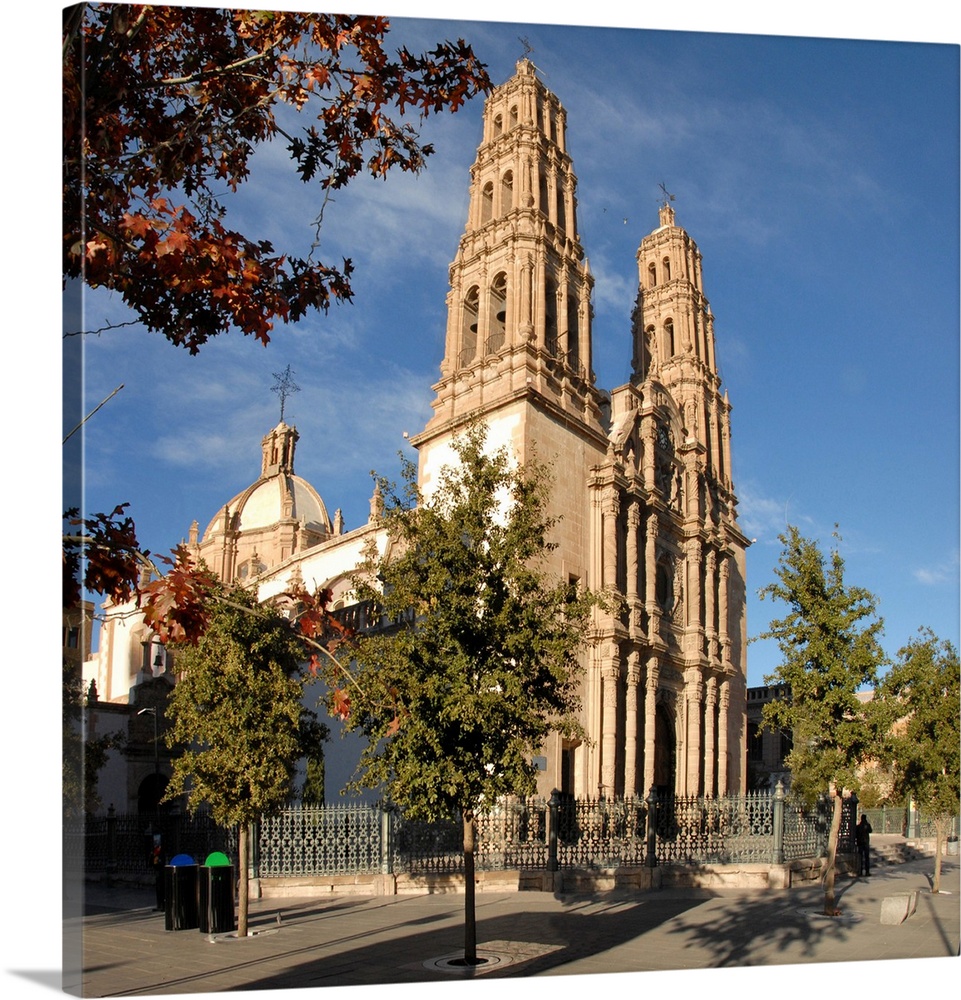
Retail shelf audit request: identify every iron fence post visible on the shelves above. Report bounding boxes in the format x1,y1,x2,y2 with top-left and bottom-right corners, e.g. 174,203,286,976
547,789,559,872
381,802,394,874
645,786,658,867
772,780,785,864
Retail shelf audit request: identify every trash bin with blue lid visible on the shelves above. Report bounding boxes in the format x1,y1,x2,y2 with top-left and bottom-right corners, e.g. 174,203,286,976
164,854,199,931
199,851,235,934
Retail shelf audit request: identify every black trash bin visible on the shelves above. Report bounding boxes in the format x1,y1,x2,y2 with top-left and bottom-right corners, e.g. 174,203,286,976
164,854,199,931
199,852,235,934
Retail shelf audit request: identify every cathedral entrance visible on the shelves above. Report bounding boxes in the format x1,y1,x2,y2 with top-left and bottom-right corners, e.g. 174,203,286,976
653,703,676,799
137,772,169,814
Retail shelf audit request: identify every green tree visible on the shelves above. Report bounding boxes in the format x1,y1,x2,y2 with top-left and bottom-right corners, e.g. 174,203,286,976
872,628,960,893
756,526,886,915
338,424,593,965
164,584,324,936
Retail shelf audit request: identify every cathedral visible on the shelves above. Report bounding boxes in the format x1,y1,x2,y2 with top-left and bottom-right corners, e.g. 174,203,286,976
85,58,750,808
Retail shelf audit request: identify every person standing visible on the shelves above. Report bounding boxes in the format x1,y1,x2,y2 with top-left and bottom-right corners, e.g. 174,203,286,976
855,814,873,876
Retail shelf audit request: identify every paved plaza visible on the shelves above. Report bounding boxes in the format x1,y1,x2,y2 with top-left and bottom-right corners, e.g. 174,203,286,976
50,846,959,998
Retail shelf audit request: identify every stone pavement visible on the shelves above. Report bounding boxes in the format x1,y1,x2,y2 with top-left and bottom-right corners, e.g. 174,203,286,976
63,852,958,997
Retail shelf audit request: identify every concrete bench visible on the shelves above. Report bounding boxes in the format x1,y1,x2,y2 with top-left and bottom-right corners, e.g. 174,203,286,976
880,891,918,925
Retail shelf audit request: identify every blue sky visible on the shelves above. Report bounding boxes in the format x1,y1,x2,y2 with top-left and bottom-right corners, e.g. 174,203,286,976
62,5,959,689
5,4,957,1000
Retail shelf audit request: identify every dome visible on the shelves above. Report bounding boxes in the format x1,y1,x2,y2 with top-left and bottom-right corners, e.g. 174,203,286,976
206,473,332,538
194,422,335,580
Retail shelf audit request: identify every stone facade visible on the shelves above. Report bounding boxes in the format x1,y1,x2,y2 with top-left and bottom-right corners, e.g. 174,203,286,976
83,59,750,807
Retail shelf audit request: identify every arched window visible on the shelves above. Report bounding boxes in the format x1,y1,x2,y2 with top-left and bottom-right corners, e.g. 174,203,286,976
567,294,579,370
509,104,518,129
664,319,675,356
663,256,671,282
481,182,494,224
488,273,507,352
492,112,503,137
648,262,657,288
501,170,513,214
556,180,566,233
461,286,479,365
655,558,673,610
545,278,558,356
539,170,549,218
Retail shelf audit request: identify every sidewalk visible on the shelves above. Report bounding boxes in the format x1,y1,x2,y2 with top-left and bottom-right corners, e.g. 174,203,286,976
64,852,958,997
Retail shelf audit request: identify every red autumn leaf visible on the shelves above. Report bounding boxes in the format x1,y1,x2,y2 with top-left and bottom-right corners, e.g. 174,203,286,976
331,688,351,719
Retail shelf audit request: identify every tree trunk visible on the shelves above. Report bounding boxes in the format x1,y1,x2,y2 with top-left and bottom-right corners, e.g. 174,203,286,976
822,790,843,916
463,808,477,964
932,814,947,894
238,823,249,937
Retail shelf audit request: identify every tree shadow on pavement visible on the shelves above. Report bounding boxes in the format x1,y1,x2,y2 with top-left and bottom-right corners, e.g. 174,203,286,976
660,888,859,968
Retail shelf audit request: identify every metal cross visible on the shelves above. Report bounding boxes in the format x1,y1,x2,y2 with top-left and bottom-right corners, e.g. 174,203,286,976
658,182,676,206
271,365,300,423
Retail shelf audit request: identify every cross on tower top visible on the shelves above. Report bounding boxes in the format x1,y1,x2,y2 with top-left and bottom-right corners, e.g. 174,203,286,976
271,365,300,423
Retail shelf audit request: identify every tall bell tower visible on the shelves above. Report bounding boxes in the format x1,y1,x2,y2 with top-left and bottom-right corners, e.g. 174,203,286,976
631,200,733,493
412,60,610,796
413,57,607,475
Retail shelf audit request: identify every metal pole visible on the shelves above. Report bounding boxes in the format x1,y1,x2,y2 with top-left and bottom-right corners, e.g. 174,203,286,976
773,780,785,864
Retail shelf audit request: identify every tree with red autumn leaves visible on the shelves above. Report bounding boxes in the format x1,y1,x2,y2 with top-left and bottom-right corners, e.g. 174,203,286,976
63,3,490,351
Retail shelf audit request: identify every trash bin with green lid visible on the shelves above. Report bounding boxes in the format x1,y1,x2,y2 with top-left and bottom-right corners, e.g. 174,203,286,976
199,851,235,934
164,854,199,931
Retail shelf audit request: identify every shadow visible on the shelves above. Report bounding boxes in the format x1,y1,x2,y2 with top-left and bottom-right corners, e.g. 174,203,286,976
231,890,708,992
4,970,62,993
660,888,859,968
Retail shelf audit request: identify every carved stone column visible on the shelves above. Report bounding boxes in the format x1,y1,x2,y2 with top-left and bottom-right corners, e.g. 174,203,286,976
645,510,659,640
686,536,702,656
685,675,703,796
624,651,640,796
533,248,546,350
601,656,620,796
717,678,730,795
705,546,717,661
604,490,620,591
703,676,717,797
626,500,640,622
643,657,659,795
718,552,731,666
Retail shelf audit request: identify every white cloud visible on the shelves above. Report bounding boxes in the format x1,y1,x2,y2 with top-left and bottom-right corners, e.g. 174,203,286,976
913,552,960,586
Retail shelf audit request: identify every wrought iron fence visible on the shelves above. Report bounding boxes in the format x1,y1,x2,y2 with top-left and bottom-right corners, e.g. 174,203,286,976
70,788,906,880
259,803,385,877
65,807,236,876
